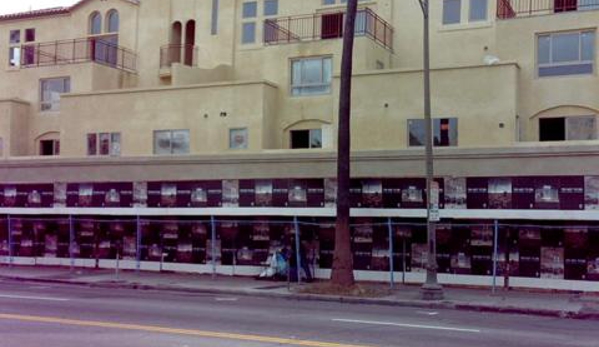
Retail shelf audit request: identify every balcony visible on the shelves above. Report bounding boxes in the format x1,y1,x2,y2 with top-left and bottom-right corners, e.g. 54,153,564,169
497,0,599,19
19,37,136,73
264,8,394,51
160,44,198,69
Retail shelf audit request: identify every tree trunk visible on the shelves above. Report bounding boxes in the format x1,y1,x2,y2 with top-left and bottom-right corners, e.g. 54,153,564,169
331,0,359,287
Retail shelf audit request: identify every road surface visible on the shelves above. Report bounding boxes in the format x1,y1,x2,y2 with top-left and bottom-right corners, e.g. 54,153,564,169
0,278,596,347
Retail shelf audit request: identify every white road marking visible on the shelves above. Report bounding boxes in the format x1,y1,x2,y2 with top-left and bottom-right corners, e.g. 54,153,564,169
215,297,239,302
416,311,439,316
332,318,481,333
0,294,69,302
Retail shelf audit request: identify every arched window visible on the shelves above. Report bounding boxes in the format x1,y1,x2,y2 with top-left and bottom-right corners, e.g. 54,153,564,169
90,12,102,35
107,10,119,33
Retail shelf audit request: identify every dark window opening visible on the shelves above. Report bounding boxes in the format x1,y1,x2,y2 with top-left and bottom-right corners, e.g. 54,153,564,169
321,13,344,39
291,129,322,149
39,140,59,156
554,0,577,12
25,28,35,42
539,117,565,141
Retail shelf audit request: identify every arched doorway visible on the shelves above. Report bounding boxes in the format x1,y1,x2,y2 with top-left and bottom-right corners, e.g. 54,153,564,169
184,20,196,66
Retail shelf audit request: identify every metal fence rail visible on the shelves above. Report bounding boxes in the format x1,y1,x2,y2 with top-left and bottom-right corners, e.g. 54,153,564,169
497,0,599,19
20,37,137,73
264,8,394,51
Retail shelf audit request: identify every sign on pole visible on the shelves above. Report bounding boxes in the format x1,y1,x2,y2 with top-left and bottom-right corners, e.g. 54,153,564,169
429,181,440,222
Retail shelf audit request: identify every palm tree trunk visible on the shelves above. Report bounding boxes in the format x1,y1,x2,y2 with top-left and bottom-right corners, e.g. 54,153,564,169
331,0,359,286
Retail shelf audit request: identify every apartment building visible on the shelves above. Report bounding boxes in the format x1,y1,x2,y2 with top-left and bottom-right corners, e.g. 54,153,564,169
0,0,598,290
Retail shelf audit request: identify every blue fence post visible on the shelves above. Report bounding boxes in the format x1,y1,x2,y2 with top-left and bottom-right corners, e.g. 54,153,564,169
136,216,141,274
69,215,75,273
294,216,301,285
387,218,394,289
7,215,12,268
492,220,499,295
211,216,216,280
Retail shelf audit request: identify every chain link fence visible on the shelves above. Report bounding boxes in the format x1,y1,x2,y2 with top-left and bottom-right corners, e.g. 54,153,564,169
1,216,598,289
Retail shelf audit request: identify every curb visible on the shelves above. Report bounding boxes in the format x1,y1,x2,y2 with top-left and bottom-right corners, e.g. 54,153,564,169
2,275,598,320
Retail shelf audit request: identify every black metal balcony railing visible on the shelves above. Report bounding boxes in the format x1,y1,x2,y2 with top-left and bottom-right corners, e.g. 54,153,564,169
160,44,198,68
497,0,599,19
264,8,394,51
20,37,136,73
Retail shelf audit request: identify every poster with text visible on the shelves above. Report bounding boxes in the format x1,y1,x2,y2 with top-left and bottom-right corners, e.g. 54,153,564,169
133,182,148,207
585,176,599,210
559,176,584,210
488,178,512,209
541,247,564,279
444,177,467,209
534,178,560,210
190,185,208,207
382,179,402,208
78,184,94,207
466,177,488,209
3,185,16,207
324,178,337,208
288,180,308,207
362,179,383,208
411,243,428,273
222,180,240,207
470,225,494,247
255,180,273,207
160,183,178,207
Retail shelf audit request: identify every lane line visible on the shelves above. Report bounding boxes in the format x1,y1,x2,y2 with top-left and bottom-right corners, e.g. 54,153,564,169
0,313,373,347
0,294,69,302
416,311,439,316
215,297,239,302
332,318,481,334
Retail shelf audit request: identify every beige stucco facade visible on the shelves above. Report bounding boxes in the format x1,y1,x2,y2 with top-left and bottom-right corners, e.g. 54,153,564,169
0,0,596,165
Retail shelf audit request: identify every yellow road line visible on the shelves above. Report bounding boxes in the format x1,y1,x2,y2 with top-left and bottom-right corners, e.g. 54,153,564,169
0,313,370,347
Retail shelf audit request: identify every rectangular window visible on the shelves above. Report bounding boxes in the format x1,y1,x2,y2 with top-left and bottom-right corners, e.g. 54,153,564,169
9,30,20,44
229,128,249,149
211,0,219,35
291,129,322,149
538,31,595,77
408,118,458,147
154,130,190,155
469,0,487,21
540,116,597,141
264,0,278,16
39,139,60,156
242,2,257,18
443,0,462,24
25,28,35,42
40,77,70,111
291,56,332,96
87,132,121,156
9,47,20,67
242,22,256,44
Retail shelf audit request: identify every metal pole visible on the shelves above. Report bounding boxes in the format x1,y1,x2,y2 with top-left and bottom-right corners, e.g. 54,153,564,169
69,215,74,273
7,215,12,268
210,216,216,280
418,0,443,301
294,217,302,284
136,216,141,274
492,220,499,294
402,236,407,284
387,218,394,289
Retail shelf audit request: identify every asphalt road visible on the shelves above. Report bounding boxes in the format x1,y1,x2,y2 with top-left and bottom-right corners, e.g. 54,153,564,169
0,279,597,347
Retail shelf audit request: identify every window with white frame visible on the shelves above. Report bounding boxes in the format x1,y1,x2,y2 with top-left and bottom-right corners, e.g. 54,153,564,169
291,129,322,149
229,128,249,149
539,116,597,141
40,77,70,111
469,0,488,21
9,29,20,67
241,1,257,44
87,132,121,156
39,139,60,156
291,56,332,96
153,130,190,155
538,31,595,77
443,0,462,24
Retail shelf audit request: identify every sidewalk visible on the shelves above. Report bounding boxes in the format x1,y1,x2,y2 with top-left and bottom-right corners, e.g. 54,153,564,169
1,265,598,320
